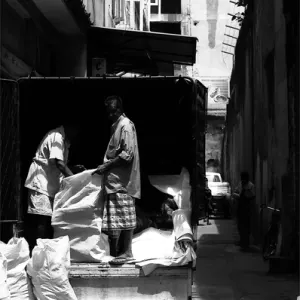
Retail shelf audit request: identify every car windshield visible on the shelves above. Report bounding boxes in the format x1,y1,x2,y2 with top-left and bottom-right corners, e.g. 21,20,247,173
206,174,221,182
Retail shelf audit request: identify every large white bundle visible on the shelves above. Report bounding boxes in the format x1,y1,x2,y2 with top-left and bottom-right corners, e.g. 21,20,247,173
52,170,110,262
27,236,77,300
132,227,197,276
149,168,191,209
0,238,34,300
0,251,10,300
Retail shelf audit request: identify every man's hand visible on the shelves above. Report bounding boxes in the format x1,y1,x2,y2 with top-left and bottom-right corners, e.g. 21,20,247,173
92,164,108,175
73,165,86,173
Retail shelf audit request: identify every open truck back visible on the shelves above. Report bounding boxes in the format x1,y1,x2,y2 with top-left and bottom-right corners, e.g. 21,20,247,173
0,76,207,300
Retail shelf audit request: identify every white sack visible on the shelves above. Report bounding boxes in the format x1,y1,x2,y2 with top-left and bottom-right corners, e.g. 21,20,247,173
0,238,34,300
27,236,77,300
132,228,175,262
148,168,191,209
172,209,193,242
0,252,10,300
52,170,110,262
132,227,197,276
132,209,196,275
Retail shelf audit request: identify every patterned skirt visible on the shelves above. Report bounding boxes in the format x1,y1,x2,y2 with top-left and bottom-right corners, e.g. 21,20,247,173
102,193,136,232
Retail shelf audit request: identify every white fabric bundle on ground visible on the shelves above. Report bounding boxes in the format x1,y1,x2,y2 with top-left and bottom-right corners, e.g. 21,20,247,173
27,236,77,300
132,226,196,276
52,170,110,262
0,252,10,300
132,228,175,262
0,238,34,300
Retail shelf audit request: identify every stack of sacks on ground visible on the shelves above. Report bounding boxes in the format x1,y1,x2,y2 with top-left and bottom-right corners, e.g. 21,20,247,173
0,251,10,300
27,235,77,300
0,238,34,300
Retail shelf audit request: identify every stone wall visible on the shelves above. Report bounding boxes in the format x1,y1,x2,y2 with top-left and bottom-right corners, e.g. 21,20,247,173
224,0,299,254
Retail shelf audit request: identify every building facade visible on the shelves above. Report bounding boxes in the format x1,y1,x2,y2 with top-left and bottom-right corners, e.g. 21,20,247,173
0,0,91,79
83,0,150,31
200,76,228,173
224,0,299,266
189,0,236,174
148,0,193,76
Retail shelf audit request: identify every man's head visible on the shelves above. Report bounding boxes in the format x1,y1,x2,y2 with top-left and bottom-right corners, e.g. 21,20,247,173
240,171,250,185
104,95,124,122
63,122,81,142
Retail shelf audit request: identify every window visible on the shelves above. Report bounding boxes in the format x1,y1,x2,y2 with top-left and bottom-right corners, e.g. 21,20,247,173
125,1,130,25
213,175,221,182
161,0,181,14
151,5,158,14
112,0,125,22
206,174,221,183
150,0,158,5
134,1,140,30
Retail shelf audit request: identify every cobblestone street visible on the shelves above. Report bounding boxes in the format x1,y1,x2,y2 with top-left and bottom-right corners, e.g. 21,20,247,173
192,219,299,300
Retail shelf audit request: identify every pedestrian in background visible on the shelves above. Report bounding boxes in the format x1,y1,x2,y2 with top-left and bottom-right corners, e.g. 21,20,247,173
232,171,255,250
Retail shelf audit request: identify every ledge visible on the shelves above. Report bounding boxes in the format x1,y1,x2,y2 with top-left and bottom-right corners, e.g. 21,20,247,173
69,263,192,278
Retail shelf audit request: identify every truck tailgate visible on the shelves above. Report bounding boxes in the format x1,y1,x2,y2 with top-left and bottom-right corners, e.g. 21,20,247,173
69,263,192,300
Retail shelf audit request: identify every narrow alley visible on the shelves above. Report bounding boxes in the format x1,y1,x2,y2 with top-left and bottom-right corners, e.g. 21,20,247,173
0,0,299,299
192,219,299,300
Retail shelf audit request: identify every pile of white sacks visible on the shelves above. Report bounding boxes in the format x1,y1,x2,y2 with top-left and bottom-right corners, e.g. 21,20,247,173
0,236,77,300
0,167,196,300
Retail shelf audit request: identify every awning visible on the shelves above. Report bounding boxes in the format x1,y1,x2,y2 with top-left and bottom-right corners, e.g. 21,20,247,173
87,26,198,74
9,0,91,39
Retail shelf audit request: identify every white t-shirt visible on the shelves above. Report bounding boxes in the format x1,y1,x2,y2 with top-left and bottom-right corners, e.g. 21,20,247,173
24,126,70,197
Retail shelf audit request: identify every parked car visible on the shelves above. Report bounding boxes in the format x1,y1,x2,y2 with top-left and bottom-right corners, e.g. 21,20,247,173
206,172,231,218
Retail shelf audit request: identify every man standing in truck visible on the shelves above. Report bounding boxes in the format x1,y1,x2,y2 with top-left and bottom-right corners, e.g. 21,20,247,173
92,95,140,265
24,123,81,252
232,171,256,250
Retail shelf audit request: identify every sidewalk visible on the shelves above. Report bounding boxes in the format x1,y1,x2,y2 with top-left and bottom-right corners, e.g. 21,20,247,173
192,219,299,300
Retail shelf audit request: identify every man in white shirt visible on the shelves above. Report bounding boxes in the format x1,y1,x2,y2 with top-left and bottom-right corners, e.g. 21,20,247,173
232,171,255,250
24,123,80,252
93,95,140,265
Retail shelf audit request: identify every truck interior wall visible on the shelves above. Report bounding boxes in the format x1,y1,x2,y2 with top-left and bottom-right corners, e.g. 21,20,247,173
18,78,201,217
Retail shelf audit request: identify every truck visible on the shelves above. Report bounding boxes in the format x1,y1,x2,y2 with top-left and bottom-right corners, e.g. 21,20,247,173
0,76,207,300
206,172,231,218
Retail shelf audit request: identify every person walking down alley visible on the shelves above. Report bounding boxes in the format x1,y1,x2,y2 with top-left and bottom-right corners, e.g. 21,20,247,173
92,95,140,265
232,171,255,250
24,123,81,253
205,177,213,224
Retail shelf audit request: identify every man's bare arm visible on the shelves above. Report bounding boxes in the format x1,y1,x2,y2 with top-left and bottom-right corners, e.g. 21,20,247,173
92,156,129,175
55,159,73,177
